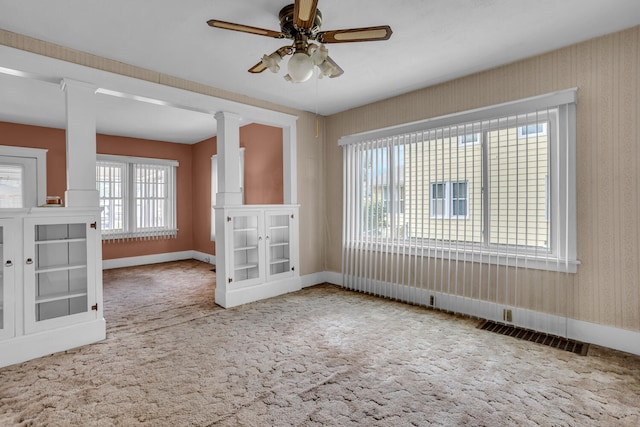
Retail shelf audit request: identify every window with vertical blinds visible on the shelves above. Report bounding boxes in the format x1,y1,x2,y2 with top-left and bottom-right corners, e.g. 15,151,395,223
341,89,578,274
97,155,178,241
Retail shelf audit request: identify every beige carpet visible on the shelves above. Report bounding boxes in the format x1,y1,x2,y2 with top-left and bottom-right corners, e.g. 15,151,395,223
1,259,639,426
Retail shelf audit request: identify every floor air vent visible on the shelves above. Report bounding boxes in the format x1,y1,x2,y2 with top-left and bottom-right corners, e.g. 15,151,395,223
478,320,589,356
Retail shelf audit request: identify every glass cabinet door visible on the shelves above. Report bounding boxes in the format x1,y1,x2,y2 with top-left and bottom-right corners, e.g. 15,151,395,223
34,223,88,322
0,225,4,333
24,217,96,333
230,213,262,284
266,212,293,278
0,221,15,341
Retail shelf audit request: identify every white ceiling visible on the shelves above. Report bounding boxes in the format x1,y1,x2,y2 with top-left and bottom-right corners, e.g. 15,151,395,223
0,0,639,143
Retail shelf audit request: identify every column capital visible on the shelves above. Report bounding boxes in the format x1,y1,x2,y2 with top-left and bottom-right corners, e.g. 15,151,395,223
60,78,98,93
214,111,242,122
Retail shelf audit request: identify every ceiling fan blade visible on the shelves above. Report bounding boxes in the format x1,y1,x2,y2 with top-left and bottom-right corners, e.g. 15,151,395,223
326,56,344,78
319,25,392,43
248,46,293,74
293,0,319,30
248,61,267,74
207,20,284,39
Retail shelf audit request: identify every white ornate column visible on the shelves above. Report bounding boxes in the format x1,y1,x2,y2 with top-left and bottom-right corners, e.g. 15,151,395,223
214,111,242,308
60,78,99,207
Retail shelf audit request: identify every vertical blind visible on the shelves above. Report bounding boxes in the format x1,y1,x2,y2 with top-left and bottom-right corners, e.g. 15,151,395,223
340,90,577,335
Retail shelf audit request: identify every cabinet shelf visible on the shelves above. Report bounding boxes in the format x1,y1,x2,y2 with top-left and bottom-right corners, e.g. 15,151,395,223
269,225,289,230
234,227,258,233
36,291,87,304
269,242,289,248
35,263,87,274
35,238,86,245
270,258,290,265
234,263,259,271
235,245,258,252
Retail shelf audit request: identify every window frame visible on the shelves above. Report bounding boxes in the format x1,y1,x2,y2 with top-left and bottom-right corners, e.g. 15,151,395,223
457,132,481,146
97,154,178,240
429,181,469,220
0,145,47,208
518,122,547,138
340,89,578,273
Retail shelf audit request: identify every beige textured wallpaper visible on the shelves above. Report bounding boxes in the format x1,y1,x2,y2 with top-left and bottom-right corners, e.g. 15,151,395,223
325,26,640,331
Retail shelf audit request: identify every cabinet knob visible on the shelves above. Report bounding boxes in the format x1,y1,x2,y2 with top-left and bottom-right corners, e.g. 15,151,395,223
26,258,33,265
258,236,262,241
5,260,12,267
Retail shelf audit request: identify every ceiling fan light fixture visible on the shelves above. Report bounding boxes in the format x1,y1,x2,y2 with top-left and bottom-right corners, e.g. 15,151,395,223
317,59,336,78
309,43,328,66
261,51,282,73
287,51,314,83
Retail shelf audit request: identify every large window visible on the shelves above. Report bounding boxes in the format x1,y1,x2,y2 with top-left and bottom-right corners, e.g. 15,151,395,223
97,155,178,240
341,90,577,272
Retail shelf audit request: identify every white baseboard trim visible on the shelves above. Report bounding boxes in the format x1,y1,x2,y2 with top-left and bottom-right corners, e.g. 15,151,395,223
103,251,215,270
192,251,216,265
301,271,640,356
0,318,106,369
215,276,301,308
300,272,327,288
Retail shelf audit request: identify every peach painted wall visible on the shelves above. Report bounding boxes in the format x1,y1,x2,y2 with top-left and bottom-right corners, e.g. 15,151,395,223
191,135,216,257
0,121,67,202
241,124,283,205
96,134,194,260
191,123,284,256
2,121,283,261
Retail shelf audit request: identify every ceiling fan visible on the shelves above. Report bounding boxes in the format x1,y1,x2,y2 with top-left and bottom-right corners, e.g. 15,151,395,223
207,0,392,83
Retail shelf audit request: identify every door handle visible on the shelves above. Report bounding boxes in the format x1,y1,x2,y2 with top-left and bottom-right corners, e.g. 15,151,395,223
5,260,12,267
26,258,33,265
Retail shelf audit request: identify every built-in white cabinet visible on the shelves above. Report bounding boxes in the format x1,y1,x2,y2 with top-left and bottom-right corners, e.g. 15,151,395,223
0,220,16,341
23,216,98,334
215,205,300,308
0,208,105,369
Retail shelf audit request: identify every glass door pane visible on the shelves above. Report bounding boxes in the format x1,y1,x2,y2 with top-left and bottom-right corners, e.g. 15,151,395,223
232,214,260,282
34,223,88,322
0,225,4,330
268,214,290,276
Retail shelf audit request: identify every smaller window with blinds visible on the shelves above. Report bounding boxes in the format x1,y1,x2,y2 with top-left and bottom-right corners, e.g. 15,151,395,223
0,164,24,208
97,155,178,240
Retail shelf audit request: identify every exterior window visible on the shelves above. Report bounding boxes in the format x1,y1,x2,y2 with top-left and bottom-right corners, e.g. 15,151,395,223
430,183,446,218
97,155,178,240
451,181,468,217
458,133,481,146
341,89,578,273
518,122,547,138
430,181,468,219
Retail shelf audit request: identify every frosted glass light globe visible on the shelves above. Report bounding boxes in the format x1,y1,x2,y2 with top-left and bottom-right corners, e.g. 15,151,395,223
287,52,314,83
